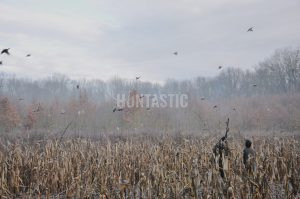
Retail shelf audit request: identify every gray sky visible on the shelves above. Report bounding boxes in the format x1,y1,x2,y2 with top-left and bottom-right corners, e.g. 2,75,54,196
0,0,299,83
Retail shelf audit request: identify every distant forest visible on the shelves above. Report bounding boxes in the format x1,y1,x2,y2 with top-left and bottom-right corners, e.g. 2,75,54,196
0,47,300,136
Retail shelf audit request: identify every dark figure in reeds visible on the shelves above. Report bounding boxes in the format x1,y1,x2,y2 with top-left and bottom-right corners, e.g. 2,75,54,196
243,139,256,165
213,118,230,178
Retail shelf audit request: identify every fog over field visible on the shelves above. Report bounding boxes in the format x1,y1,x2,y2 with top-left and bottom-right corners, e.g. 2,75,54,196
1,47,300,136
0,0,300,198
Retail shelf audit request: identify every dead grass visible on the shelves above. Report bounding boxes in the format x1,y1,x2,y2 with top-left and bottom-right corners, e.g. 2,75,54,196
0,135,299,198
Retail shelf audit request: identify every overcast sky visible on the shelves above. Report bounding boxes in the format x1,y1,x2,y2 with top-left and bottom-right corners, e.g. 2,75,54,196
0,0,299,83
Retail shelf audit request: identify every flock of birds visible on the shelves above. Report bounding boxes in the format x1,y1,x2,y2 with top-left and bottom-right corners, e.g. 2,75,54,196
0,48,80,113
113,26,257,113
1,27,257,115
0,48,31,66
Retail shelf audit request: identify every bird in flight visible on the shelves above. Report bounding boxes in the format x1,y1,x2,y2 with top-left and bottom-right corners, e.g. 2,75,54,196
136,76,141,80
1,48,10,55
76,85,80,89
0,61,2,65
19,98,24,101
213,105,218,109
34,106,41,113
233,108,236,111
113,107,123,113
247,27,254,32
201,97,205,100
173,52,178,56
218,66,223,70
146,107,151,111
252,84,257,87
26,54,31,57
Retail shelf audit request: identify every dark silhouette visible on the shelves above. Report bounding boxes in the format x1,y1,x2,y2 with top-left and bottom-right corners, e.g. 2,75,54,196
243,140,256,165
26,54,31,57
213,105,218,109
0,61,2,65
218,66,222,70
76,85,80,89
201,97,205,100
113,107,123,112
173,52,178,55
1,48,10,55
213,118,230,178
136,76,141,80
247,27,254,32
252,84,257,87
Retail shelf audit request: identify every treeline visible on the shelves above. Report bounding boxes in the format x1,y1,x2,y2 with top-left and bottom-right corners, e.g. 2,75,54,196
0,47,300,135
1,47,300,103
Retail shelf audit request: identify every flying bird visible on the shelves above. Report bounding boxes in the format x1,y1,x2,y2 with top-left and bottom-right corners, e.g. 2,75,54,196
213,105,218,109
76,85,80,89
34,106,41,113
233,108,236,111
201,97,205,100
18,98,24,101
136,76,141,80
113,107,123,113
26,54,31,57
146,107,151,111
139,95,144,99
252,84,257,87
0,61,2,65
218,66,222,70
173,52,178,55
247,27,254,32
1,48,10,55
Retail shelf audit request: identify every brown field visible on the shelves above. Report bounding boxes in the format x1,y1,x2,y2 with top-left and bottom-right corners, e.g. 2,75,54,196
0,134,299,198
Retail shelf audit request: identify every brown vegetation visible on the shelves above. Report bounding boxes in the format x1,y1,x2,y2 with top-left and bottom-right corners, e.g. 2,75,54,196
0,135,299,198
0,97,20,132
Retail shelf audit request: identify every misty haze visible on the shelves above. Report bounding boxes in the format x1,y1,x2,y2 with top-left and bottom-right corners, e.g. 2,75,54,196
0,0,299,198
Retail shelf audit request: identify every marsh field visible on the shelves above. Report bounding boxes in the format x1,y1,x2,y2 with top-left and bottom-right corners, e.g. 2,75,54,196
1,48,300,198
1,0,300,197
0,132,299,198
